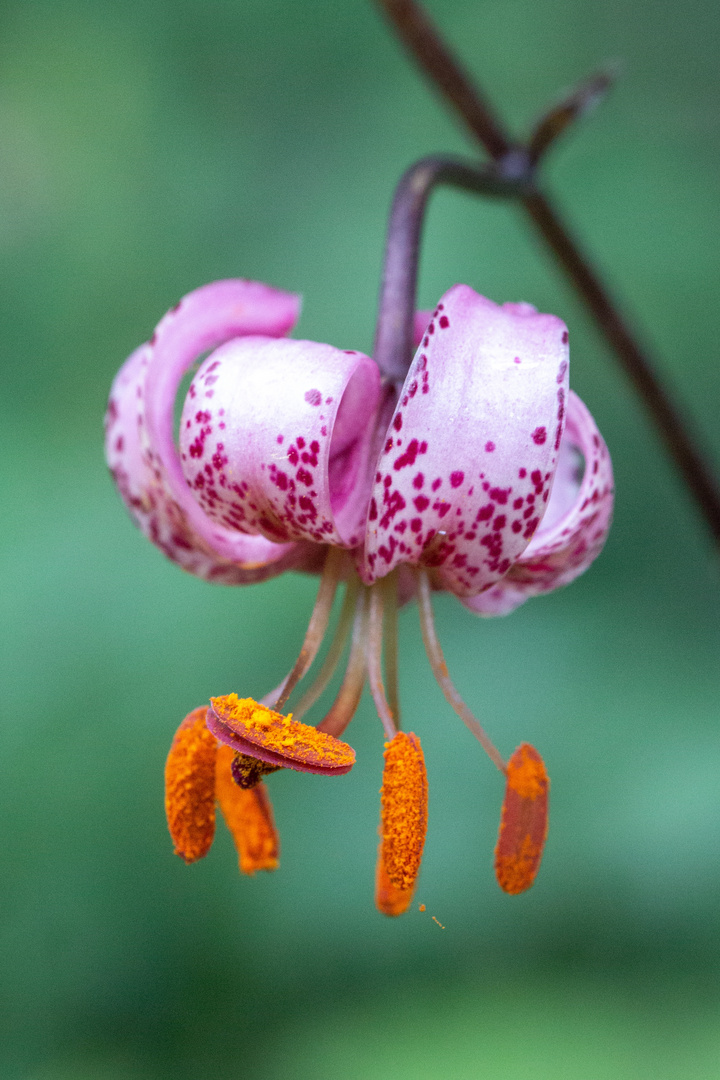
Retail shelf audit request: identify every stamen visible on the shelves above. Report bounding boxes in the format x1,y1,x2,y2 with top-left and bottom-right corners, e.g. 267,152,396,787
375,843,415,916
164,707,218,862
317,587,369,737
495,743,549,894
207,695,356,775
381,571,400,723
215,744,280,875
380,731,428,891
290,576,360,721
367,582,398,740
416,570,506,774
271,546,346,712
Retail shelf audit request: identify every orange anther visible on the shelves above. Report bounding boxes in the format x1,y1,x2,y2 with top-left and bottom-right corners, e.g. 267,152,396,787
208,694,355,776
380,731,428,892
165,707,218,863
375,843,415,916
215,744,280,875
495,743,549,894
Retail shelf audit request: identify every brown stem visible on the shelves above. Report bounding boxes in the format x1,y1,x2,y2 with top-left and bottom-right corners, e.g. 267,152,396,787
376,0,511,159
375,0,720,545
527,65,619,166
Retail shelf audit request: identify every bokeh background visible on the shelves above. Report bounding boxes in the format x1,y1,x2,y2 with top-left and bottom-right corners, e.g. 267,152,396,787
1,0,719,1076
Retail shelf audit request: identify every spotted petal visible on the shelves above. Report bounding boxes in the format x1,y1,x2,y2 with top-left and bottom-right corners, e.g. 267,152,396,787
462,391,613,615
179,338,382,547
362,285,570,596
105,280,320,583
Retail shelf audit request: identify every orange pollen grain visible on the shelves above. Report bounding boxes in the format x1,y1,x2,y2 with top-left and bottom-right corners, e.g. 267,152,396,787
495,743,549,895
375,843,415,917
164,706,219,863
380,731,428,892
215,744,279,875
211,694,355,771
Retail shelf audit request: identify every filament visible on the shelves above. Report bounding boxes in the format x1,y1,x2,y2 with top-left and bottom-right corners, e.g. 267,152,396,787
367,581,398,740
317,586,369,737
416,570,506,774
269,546,346,712
381,571,400,724
290,576,360,721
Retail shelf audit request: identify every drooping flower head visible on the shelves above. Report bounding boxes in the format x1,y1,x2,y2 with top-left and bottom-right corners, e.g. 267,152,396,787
106,277,613,908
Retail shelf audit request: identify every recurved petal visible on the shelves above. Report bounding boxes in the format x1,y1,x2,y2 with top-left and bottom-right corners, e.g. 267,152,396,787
179,337,382,547
362,285,569,595
462,391,613,615
105,279,316,582
413,310,433,346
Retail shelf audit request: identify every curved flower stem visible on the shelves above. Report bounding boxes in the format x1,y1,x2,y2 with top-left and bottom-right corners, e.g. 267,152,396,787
317,586,369,737
374,0,720,547
416,571,506,775
373,155,527,382
367,582,399,740
270,546,346,712
290,576,360,721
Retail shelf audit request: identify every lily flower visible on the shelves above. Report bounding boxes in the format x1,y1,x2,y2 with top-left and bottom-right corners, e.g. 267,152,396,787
106,277,613,911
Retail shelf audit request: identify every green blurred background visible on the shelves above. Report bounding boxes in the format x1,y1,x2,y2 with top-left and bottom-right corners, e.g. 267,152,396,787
1,0,719,1076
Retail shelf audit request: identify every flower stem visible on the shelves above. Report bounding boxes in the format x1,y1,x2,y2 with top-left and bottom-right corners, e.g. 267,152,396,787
373,155,527,382
374,0,720,547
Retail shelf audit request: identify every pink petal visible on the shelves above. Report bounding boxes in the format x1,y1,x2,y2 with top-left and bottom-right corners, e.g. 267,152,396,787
105,279,318,582
462,390,613,615
361,285,570,595
414,310,433,346
179,337,382,547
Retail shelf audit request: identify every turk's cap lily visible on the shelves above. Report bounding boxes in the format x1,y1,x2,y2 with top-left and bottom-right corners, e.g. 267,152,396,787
105,278,613,611
110,276,613,911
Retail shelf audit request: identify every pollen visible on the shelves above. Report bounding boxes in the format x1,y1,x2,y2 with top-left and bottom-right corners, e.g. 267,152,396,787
375,843,415,917
164,706,218,863
380,731,428,891
215,744,280,875
230,751,281,789
495,743,549,895
210,694,356,774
